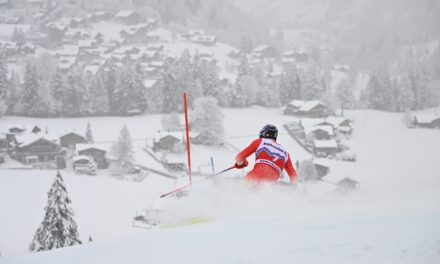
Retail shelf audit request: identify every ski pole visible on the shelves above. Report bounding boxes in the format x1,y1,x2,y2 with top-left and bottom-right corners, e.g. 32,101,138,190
160,165,236,198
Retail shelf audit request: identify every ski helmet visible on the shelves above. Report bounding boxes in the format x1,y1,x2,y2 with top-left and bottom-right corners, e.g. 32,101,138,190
259,124,278,140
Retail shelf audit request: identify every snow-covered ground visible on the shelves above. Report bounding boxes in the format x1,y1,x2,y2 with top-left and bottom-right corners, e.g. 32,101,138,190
1,107,440,263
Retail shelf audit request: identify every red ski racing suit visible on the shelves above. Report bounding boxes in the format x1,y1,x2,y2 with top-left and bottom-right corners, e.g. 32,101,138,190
235,138,297,183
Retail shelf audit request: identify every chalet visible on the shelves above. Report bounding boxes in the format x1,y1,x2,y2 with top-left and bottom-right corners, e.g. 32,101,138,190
284,100,330,118
153,132,183,151
414,115,440,129
120,23,148,43
253,45,276,58
191,35,216,46
305,126,334,140
77,144,108,169
327,117,352,128
19,43,37,54
313,139,339,156
59,132,87,149
115,10,141,25
14,135,62,164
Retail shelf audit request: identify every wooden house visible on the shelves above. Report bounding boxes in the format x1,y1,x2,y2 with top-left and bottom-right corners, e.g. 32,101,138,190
284,100,330,118
305,126,334,140
153,132,183,151
14,135,62,164
115,10,141,25
253,45,276,58
77,144,108,169
161,153,186,171
59,132,87,149
313,139,339,156
414,115,440,129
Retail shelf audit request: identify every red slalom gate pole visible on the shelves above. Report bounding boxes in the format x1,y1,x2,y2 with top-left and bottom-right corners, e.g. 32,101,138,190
183,92,192,185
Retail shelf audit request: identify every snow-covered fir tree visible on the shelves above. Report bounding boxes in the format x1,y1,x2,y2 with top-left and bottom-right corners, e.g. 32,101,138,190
30,171,82,252
20,62,47,116
87,73,109,115
104,64,118,114
0,54,8,102
301,66,323,100
64,71,86,116
191,96,224,145
114,65,146,115
162,60,181,113
111,125,134,174
237,53,249,77
336,78,354,116
279,64,301,105
50,68,67,115
85,122,94,143
395,76,414,112
198,60,219,99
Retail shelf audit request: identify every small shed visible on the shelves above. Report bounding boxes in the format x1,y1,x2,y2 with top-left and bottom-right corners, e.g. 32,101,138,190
153,132,183,151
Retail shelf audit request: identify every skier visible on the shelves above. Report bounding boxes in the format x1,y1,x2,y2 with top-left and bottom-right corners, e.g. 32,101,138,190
234,124,297,184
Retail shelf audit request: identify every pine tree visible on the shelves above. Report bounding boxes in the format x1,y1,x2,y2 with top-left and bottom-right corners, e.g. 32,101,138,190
237,53,249,77
30,171,82,252
336,78,354,116
51,68,67,115
105,65,118,114
279,64,301,105
0,54,8,102
162,61,180,113
191,97,224,145
21,63,43,116
87,73,109,115
85,122,94,143
111,125,134,174
301,67,322,100
366,71,385,110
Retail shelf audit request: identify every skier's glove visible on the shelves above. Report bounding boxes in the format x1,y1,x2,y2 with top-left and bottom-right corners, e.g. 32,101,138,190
235,159,249,169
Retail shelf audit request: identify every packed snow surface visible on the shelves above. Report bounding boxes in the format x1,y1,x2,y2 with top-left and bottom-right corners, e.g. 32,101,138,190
1,108,440,263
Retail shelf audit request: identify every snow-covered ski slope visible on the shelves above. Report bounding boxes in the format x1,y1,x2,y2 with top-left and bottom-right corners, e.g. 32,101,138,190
1,107,440,263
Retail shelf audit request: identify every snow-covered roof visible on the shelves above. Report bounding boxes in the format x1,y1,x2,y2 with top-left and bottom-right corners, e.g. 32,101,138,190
115,10,136,18
298,100,325,112
76,143,108,153
154,131,184,142
326,116,349,127
73,155,92,163
15,134,58,148
143,79,158,89
287,100,306,108
254,45,270,53
304,125,333,136
78,40,93,48
415,114,440,124
313,158,331,168
338,126,353,132
314,139,338,149
191,35,216,43
188,29,204,36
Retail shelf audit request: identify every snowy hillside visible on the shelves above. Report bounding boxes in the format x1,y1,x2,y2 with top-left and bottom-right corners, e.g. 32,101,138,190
1,108,440,263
